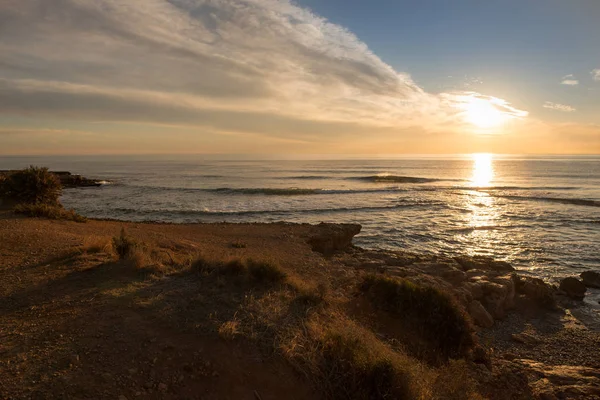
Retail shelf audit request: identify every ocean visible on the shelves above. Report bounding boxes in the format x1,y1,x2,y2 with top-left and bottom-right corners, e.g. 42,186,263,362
2,154,599,279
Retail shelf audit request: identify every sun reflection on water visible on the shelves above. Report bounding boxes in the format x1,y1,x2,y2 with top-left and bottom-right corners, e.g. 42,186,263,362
459,153,502,257
471,153,494,187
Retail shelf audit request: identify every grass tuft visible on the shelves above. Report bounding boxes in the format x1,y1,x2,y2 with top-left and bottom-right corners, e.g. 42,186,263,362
360,274,475,360
315,327,414,400
14,203,87,223
247,259,287,283
82,236,113,254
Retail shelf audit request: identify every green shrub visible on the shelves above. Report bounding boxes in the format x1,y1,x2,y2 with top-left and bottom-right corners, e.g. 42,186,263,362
247,259,286,283
0,166,62,205
112,228,138,259
360,274,475,360
14,203,87,223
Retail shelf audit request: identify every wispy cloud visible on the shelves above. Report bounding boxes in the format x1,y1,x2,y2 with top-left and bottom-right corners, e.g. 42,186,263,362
592,69,600,82
543,101,576,112
560,74,579,85
0,0,527,143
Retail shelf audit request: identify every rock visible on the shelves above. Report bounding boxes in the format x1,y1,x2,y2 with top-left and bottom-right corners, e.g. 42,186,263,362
308,223,361,255
580,271,600,289
463,281,485,300
559,277,587,300
468,300,494,328
157,383,168,392
511,332,541,346
440,268,467,285
480,281,509,319
454,256,514,273
491,274,516,309
517,276,556,308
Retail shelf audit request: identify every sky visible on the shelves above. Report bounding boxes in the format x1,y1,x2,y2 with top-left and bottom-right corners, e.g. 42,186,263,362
0,0,599,155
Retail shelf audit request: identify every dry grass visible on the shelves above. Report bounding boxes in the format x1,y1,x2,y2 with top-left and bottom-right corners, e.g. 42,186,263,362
14,203,87,223
82,236,113,254
218,319,241,340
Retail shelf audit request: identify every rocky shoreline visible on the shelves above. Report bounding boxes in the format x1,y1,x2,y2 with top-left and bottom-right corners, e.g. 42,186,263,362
324,226,600,399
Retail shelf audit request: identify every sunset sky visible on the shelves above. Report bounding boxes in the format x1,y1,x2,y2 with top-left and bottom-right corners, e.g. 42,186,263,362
1,0,599,155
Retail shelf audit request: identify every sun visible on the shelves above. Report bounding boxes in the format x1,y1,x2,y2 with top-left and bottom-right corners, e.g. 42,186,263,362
463,98,509,129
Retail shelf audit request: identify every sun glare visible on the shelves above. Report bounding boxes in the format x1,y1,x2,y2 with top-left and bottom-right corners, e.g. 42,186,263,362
464,98,509,129
471,153,494,187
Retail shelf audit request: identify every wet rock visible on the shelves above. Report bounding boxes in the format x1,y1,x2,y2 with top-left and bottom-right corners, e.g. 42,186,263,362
559,277,587,300
468,300,494,328
308,223,361,255
580,271,600,289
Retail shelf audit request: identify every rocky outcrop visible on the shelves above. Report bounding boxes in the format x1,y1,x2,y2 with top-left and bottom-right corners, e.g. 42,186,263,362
51,171,105,188
559,277,587,300
581,271,600,289
515,276,556,308
308,223,361,255
337,249,563,328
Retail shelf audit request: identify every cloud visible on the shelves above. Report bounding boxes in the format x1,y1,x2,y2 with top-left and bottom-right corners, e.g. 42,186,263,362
0,0,527,148
560,74,579,85
592,69,600,82
543,101,576,112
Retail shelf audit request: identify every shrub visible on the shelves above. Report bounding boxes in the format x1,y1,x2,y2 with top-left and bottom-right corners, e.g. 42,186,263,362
112,228,137,259
0,166,62,205
247,259,287,283
14,203,87,223
190,256,215,275
360,274,475,360
317,330,413,400
220,258,247,275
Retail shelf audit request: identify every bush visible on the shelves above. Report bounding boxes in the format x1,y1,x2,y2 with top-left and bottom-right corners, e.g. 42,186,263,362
0,166,62,205
247,259,287,283
360,274,475,360
112,228,138,259
317,330,413,400
14,203,87,223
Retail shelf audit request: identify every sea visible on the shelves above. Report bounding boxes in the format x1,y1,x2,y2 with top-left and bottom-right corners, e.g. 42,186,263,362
2,154,599,280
